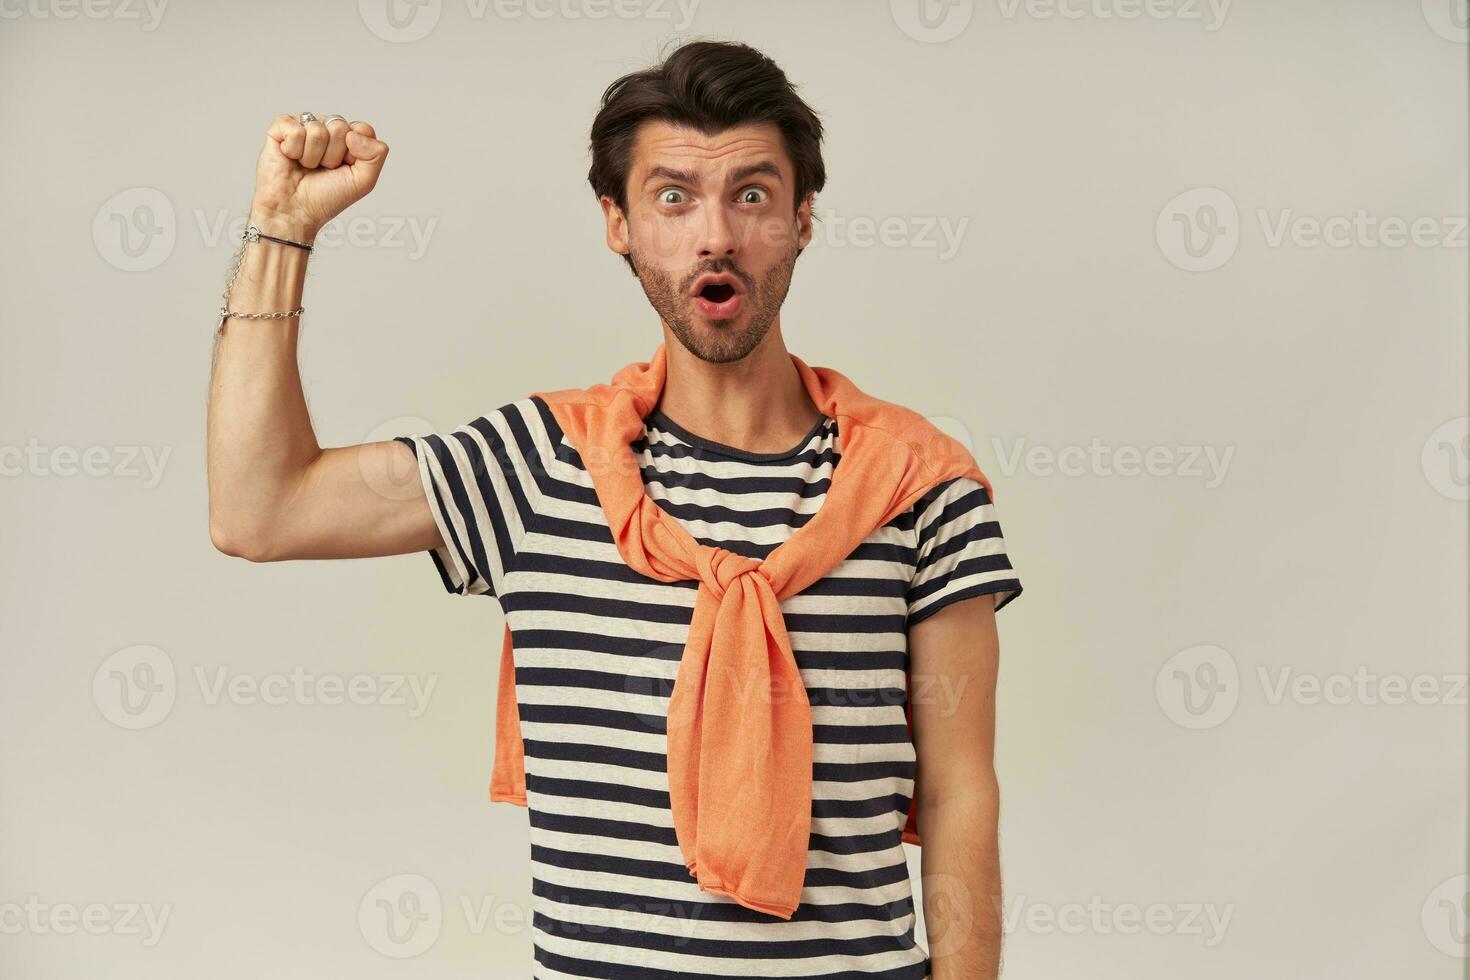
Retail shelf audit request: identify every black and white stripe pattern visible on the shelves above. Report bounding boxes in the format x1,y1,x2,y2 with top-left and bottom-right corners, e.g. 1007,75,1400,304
395,395,1022,979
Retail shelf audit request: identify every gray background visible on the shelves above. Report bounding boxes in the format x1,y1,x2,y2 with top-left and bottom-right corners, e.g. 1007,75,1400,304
1,1,1466,977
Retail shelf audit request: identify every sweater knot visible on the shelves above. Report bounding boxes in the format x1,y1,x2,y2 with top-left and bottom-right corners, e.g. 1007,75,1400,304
694,545,768,600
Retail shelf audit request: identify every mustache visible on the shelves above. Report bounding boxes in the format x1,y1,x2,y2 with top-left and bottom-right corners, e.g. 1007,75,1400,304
685,263,752,293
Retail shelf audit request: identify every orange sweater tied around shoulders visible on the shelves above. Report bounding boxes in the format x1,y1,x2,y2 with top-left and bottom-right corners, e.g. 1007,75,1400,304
486,343,993,920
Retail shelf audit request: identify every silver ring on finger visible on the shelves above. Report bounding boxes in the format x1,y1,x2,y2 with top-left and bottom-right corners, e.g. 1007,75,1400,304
299,111,318,125
320,114,348,126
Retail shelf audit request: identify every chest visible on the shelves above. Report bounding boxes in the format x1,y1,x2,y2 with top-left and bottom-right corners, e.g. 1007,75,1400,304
499,420,923,823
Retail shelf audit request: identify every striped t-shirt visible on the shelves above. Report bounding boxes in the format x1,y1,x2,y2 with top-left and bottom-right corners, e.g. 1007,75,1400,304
394,394,1022,979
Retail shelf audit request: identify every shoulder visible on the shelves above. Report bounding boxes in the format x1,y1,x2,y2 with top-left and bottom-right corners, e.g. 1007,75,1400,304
914,473,993,515
810,363,982,482
476,396,567,474
910,474,995,542
414,397,554,474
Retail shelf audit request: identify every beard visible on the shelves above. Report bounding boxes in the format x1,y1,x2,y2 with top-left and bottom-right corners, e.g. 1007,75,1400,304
629,239,798,365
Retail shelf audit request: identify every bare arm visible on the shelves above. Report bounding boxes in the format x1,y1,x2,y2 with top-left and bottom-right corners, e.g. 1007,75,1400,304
207,114,436,563
909,593,1004,979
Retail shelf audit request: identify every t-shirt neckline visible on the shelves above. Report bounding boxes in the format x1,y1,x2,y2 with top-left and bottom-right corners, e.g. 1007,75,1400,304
645,408,831,463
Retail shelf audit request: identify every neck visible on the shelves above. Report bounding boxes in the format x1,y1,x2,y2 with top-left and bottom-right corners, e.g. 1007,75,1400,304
655,320,822,455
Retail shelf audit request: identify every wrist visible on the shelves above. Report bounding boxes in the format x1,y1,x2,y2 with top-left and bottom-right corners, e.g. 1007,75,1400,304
247,203,320,244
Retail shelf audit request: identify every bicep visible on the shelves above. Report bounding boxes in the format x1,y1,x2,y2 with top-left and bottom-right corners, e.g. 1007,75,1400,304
908,593,1000,805
267,439,441,560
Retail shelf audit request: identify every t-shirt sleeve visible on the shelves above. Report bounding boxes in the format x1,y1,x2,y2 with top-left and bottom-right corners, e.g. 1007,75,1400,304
906,475,1023,627
392,404,530,598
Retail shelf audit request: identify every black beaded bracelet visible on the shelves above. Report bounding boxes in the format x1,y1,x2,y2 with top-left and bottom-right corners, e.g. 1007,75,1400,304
244,225,314,252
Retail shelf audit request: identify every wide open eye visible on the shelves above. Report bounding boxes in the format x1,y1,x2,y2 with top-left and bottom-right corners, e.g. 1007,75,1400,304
658,188,686,206
738,186,769,205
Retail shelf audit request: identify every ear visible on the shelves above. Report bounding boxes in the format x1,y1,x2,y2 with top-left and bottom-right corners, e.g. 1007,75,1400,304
601,195,630,257
796,192,814,251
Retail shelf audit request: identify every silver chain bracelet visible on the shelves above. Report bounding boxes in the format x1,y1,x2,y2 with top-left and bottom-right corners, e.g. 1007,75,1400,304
217,226,312,323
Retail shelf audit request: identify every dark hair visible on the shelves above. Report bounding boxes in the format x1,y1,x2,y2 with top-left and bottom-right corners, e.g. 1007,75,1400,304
587,39,826,273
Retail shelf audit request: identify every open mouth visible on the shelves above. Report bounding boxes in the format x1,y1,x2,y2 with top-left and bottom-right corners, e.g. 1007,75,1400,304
698,282,737,303
692,276,744,319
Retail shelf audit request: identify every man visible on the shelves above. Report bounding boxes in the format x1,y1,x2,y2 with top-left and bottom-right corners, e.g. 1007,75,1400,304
208,39,1022,980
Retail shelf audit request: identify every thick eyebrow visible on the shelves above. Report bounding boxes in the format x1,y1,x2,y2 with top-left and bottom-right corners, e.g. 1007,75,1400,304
642,160,785,190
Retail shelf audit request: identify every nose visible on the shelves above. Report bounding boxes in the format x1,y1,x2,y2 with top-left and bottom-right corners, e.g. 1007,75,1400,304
697,201,739,259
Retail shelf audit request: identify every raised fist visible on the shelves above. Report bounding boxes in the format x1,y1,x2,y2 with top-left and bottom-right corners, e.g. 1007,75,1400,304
249,113,389,242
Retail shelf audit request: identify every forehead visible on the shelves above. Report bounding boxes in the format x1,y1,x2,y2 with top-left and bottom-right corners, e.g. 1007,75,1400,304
628,119,790,187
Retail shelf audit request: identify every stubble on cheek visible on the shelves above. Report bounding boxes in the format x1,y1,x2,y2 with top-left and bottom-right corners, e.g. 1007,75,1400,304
627,220,800,364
